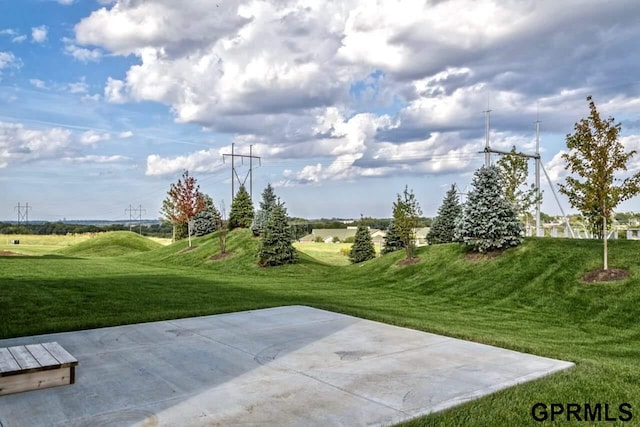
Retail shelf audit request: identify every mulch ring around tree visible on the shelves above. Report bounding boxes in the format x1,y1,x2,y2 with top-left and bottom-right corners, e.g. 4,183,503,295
0,251,25,256
581,268,629,283
464,249,505,262
210,252,232,261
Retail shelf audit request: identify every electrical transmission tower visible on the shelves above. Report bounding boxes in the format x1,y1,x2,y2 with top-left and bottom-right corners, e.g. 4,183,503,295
125,204,135,232
14,202,32,225
479,108,574,238
136,204,146,235
222,143,261,203
125,204,146,234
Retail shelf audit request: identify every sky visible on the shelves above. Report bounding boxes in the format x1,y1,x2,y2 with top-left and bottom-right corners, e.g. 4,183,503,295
1,0,640,221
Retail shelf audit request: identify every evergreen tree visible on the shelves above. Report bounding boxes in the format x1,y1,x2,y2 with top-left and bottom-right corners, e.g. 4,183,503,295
258,201,297,267
349,225,376,263
251,184,278,236
260,183,277,212
428,185,462,244
393,186,422,260
228,185,254,230
456,166,523,253
193,194,221,237
381,220,404,254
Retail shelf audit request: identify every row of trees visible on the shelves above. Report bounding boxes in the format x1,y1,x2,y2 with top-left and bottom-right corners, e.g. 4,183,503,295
421,96,640,271
160,97,639,271
161,174,297,267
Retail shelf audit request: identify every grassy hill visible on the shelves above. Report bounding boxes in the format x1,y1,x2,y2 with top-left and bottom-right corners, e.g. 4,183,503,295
58,231,163,257
1,234,640,426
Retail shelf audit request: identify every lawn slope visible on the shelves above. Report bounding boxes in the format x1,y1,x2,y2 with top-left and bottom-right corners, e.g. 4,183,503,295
2,237,640,426
58,231,162,257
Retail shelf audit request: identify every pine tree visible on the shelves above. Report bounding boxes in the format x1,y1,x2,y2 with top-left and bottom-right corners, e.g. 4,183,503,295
349,225,376,263
260,183,277,212
193,194,221,237
381,220,404,254
456,166,523,253
258,201,297,267
428,185,462,244
251,184,278,236
228,185,254,230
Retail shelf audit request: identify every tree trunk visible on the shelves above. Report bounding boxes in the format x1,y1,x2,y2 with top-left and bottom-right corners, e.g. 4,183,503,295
187,221,192,248
172,224,176,243
603,215,608,270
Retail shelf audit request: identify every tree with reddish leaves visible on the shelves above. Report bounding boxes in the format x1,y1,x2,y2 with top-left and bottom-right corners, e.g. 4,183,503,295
161,170,206,248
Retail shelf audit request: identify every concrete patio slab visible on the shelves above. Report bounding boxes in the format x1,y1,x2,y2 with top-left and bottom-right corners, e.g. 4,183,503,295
0,306,573,426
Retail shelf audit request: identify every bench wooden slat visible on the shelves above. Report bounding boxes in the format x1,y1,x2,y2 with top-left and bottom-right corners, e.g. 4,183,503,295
0,348,21,374
42,342,77,366
26,344,59,367
8,346,40,370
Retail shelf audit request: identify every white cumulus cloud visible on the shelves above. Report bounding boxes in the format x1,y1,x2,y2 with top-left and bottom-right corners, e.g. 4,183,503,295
146,149,225,176
31,26,48,43
79,130,111,146
0,122,73,168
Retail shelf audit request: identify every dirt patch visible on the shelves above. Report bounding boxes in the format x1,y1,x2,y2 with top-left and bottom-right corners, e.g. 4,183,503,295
397,257,420,266
210,252,232,261
0,250,25,256
581,268,629,283
464,249,505,262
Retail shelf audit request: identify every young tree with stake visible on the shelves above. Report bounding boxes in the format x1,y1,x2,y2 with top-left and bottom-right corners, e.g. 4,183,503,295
161,170,206,248
559,96,640,270
393,186,422,260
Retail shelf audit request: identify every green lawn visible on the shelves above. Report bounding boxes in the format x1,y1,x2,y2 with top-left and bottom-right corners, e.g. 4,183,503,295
1,230,639,425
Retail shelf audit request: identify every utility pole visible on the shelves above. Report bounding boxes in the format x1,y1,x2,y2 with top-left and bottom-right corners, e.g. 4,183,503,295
14,203,22,224
222,143,261,203
137,204,146,235
535,118,542,237
125,204,135,232
484,108,492,167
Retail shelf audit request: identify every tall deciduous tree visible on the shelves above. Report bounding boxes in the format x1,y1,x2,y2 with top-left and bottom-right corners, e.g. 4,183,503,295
427,185,462,244
258,201,297,267
161,170,206,247
228,185,254,230
456,166,523,253
349,224,376,263
496,146,539,224
559,96,640,270
393,186,422,260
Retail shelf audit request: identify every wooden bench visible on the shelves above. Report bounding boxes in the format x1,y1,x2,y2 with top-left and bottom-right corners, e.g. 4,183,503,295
0,342,78,396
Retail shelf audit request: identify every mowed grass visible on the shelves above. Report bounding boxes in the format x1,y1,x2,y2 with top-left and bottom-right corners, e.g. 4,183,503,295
293,242,353,265
0,233,95,255
1,230,640,425
294,241,385,266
